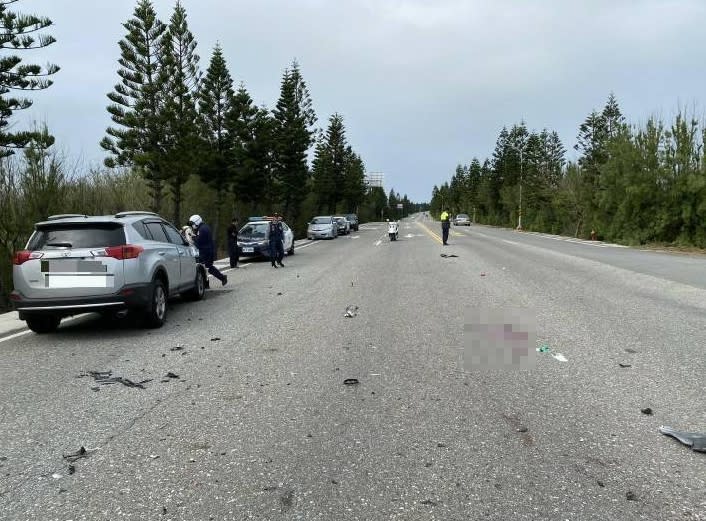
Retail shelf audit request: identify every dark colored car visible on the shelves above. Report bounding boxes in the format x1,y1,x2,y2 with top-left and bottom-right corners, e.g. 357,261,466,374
344,213,359,231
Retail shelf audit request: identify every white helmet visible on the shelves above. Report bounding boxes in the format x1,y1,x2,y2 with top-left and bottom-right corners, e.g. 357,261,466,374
188,214,202,229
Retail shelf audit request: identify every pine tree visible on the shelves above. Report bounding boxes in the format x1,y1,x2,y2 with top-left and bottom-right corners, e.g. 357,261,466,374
312,113,346,213
0,1,59,157
602,92,624,139
159,0,201,225
228,84,269,207
101,0,166,212
342,146,365,213
272,60,316,223
198,42,234,232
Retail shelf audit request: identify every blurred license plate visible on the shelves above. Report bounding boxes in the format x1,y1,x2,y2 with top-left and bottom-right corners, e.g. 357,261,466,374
242,247,254,253
46,275,113,288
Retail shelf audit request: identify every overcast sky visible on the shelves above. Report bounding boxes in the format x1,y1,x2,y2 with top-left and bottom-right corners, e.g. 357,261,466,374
19,0,706,201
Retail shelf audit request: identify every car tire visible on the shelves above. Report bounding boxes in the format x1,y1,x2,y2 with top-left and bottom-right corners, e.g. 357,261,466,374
288,242,295,255
26,315,60,334
183,268,206,302
144,278,167,328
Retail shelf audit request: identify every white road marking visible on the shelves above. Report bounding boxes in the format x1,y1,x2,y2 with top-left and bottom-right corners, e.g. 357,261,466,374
375,240,382,246
0,329,31,343
502,239,520,245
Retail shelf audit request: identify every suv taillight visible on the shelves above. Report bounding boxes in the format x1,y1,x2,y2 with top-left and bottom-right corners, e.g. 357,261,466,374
105,244,144,260
13,251,43,265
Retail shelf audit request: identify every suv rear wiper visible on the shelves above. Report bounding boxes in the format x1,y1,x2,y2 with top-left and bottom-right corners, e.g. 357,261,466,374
46,242,73,248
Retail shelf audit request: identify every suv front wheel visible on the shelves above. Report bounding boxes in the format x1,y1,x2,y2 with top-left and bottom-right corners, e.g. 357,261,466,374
144,278,167,328
26,315,61,334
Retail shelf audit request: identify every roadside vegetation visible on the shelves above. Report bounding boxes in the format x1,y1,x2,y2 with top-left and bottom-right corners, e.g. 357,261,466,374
430,93,706,248
0,0,427,310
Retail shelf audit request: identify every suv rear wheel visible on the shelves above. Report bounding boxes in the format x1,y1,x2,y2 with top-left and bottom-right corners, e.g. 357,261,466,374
144,278,167,328
26,315,61,334
183,268,206,301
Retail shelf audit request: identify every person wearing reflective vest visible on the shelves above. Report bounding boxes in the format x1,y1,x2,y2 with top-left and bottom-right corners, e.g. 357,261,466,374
440,210,451,245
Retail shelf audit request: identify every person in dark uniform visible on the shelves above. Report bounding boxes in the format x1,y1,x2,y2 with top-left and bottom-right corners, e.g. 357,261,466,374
440,210,451,245
226,217,239,268
189,214,227,286
268,213,285,268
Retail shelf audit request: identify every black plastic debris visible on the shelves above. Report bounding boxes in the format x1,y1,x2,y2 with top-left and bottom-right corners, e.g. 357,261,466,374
625,348,638,354
63,447,89,463
618,363,632,368
659,425,706,452
343,378,359,385
165,372,179,379
67,465,75,475
210,337,221,342
170,346,184,352
641,408,653,415
517,426,529,433
440,253,458,258
420,499,438,506
344,305,359,318
277,292,283,296
626,491,638,501
79,371,151,389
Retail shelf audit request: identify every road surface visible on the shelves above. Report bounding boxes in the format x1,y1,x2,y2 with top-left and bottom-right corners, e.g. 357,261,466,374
0,216,704,520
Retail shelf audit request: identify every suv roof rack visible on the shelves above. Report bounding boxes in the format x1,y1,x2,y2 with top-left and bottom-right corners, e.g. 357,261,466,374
115,211,158,218
47,213,88,220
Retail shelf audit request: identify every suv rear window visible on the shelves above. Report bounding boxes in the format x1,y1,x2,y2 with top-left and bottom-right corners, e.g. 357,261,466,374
28,223,126,250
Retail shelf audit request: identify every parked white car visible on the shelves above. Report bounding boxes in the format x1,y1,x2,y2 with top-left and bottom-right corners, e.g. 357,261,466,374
307,216,338,240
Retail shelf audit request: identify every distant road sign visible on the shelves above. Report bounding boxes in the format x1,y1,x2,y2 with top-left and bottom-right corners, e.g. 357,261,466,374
396,203,403,209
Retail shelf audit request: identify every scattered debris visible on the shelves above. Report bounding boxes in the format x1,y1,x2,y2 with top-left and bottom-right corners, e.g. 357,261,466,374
344,305,359,318
480,272,487,277
535,344,567,362
618,363,632,368
149,455,160,460
79,371,151,389
625,348,638,354
597,480,605,488
165,372,179,379
67,465,75,475
63,446,92,463
424,462,433,467
170,346,184,352
440,253,458,258
641,408,653,415
277,292,283,296
343,378,359,385
537,344,550,353
52,473,62,480
331,479,338,485
0,456,6,462
162,506,168,515
420,499,438,506
626,491,638,501
437,443,447,448
517,426,529,433
551,353,568,362
659,425,706,452
210,337,221,342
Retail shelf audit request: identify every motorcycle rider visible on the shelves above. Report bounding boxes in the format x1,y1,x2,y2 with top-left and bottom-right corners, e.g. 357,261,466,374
188,214,228,286
268,213,285,268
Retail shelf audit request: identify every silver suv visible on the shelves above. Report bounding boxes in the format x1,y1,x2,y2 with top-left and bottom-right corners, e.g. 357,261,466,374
11,211,207,333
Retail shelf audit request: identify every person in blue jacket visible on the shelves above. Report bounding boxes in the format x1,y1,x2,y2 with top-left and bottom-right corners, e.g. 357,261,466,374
188,214,228,286
268,213,285,268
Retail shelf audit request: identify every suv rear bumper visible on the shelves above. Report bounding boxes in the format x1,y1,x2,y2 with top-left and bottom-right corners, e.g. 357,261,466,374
11,283,153,318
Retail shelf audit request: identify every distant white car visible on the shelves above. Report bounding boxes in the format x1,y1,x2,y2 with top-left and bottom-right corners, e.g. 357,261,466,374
453,214,471,226
307,216,338,240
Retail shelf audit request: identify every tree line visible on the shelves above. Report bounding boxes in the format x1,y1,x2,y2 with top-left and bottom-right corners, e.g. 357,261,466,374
430,93,706,247
0,0,403,309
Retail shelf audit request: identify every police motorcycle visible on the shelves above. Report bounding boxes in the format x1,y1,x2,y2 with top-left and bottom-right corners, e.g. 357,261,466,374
387,219,399,241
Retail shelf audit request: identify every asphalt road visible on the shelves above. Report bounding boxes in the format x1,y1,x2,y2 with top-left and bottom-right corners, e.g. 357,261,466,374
0,216,705,520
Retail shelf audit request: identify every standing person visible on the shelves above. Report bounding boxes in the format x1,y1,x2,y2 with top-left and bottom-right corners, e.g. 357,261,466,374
268,213,285,268
188,214,228,286
226,217,240,269
440,209,451,245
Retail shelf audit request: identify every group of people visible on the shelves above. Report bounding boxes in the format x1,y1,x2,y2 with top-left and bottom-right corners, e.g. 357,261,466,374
180,212,288,288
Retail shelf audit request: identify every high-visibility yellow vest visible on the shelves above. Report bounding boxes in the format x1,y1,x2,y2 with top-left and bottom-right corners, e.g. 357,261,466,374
440,211,449,221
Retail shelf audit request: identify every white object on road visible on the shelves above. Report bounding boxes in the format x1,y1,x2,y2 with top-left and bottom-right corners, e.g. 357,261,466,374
551,353,568,362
